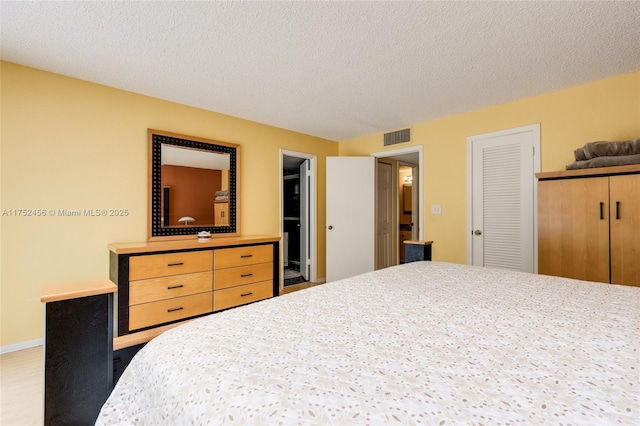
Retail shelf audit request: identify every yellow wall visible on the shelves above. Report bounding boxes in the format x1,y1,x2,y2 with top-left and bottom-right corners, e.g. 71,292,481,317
0,61,338,347
2,62,639,347
340,71,640,264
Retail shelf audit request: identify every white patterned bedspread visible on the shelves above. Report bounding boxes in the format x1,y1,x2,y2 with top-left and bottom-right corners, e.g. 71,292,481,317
97,262,640,425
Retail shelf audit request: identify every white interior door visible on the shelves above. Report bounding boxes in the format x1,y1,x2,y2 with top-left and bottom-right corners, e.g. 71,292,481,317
468,124,540,273
326,156,375,282
299,160,309,280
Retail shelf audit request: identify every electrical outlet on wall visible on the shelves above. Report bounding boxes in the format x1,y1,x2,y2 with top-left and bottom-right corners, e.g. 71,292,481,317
431,204,442,214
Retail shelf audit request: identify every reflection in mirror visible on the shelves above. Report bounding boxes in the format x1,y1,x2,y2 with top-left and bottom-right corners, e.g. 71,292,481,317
161,145,230,227
149,129,239,240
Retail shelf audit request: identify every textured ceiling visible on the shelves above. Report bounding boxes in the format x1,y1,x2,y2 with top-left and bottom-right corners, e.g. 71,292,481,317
2,1,639,141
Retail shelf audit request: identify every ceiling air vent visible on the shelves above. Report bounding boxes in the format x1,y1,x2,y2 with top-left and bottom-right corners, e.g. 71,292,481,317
384,128,410,146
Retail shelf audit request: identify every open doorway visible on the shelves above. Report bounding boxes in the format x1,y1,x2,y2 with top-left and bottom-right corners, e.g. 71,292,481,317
398,163,419,262
281,150,316,287
374,146,422,266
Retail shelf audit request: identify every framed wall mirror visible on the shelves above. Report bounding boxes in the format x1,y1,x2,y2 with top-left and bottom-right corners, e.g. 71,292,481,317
148,129,239,240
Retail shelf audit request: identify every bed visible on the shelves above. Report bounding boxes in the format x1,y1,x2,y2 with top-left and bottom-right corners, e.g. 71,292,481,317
97,261,639,425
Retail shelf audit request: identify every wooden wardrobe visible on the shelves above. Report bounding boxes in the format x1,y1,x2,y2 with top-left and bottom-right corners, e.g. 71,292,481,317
537,165,640,287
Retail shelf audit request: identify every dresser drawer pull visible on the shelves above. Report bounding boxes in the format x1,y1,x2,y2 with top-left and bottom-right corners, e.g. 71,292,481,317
240,254,253,259
240,292,253,297
167,307,184,313
167,284,184,290
168,262,184,267
240,273,253,278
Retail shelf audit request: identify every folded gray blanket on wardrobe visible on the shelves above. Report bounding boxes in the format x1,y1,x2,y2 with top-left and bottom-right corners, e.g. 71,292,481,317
574,138,640,161
566,153,640,170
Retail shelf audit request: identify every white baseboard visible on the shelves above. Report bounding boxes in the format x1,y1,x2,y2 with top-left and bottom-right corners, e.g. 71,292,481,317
0,338,43,354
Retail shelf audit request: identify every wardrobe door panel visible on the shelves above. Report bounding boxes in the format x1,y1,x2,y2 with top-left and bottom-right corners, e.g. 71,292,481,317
538,177,610,283
610,174,640,286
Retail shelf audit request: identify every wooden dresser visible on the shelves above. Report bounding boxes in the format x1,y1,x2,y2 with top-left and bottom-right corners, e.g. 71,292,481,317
110,235,280,335
537,165,640,286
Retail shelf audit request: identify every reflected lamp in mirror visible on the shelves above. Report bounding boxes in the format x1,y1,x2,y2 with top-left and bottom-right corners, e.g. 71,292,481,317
177,216,196,226
148,129,240,240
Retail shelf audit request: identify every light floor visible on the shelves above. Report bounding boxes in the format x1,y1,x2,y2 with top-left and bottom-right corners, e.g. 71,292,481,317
0,345,43,426
280,280,323,294
0,283,321,425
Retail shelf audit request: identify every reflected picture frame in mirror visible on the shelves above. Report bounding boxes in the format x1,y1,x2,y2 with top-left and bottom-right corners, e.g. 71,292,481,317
148,129,240,240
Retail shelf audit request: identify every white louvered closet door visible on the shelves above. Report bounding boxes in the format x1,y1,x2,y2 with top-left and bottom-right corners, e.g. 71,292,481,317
471,126,538,273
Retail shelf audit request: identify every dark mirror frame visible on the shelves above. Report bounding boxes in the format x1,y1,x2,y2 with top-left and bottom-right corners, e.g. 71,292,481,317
148,129,239,241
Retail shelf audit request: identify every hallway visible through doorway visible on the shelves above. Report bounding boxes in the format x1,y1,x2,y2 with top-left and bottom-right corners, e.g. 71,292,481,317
375,147,421,267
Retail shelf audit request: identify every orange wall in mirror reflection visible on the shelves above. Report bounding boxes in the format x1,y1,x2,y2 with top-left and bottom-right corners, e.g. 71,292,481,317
161,165,222,226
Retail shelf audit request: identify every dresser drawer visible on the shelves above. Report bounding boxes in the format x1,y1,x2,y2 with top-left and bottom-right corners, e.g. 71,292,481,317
130,251,212,281
130,271,213,305
129,292,212,331
214,280,272,311
214,263,273,290
214,245,272,269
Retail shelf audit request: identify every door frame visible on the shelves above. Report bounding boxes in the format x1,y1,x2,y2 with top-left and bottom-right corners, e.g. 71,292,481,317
465,124,541,270
371,145,424,240
372,145,424,243
280,149,317,286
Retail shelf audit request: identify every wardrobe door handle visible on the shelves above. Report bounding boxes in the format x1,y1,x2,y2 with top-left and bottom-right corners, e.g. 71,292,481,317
616,201,620,220
599,202,604,220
